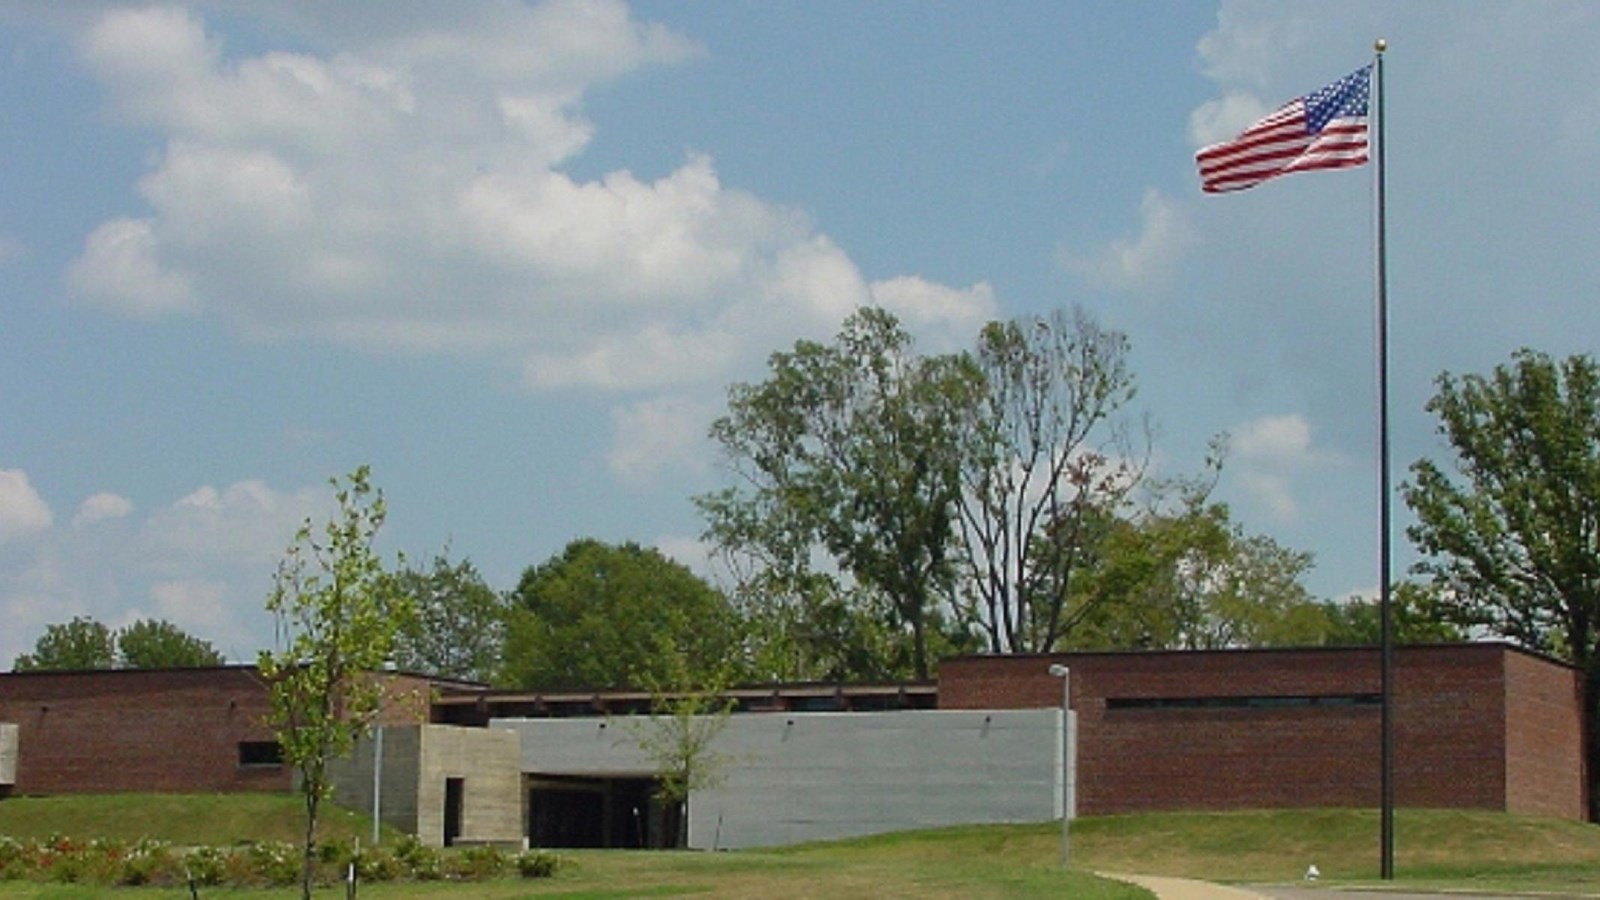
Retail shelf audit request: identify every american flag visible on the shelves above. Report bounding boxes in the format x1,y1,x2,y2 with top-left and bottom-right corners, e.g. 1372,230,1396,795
1196,65,1371,194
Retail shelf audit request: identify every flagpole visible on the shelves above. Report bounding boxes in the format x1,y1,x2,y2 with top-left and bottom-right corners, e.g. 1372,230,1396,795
1373,37,1395,882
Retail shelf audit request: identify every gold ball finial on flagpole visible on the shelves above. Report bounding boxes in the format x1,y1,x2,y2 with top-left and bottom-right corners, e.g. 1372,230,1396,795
1375,38,1388,53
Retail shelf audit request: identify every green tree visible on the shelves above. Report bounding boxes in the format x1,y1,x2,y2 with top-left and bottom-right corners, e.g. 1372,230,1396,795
12,616,115,671
1061,483,1327,651
388,548,508,683
258,466,414,899
729,569,918,683
624,647,737,849
1317,582,1464,646
700,307,981,679
116,618,225,668
954,307,1145,654
1402,349,1600,817
500,538,743,691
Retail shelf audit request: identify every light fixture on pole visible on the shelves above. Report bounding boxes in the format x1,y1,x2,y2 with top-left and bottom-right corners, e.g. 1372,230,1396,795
1047,663,1070,869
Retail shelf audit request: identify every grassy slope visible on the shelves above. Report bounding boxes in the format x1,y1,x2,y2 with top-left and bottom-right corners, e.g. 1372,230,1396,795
5,798,1600,895
0,793,394,846
1073,807,1600,885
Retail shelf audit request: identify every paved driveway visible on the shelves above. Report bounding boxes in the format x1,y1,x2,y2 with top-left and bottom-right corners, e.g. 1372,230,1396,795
1107,873,1577,900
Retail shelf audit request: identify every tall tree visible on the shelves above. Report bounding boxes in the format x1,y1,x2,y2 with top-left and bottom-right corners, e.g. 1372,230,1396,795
728,569,920,683
500,539,743,691
116,618,225,668
700,307,980,678
1317,582,1464,646
258,467,414,899
388,548,508,683
1059,481,1327,651
1402,349,1600,818
12,616,116,671
953,307,1145,653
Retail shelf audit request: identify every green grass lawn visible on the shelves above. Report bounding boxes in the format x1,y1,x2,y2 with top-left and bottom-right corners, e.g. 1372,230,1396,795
0,793,398,846
0,794,1143,898
1073,806,1600,888
5,796,1600,896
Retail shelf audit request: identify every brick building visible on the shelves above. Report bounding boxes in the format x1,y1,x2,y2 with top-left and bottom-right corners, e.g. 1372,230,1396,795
0,666,449,796
0,642,1587,848
939,643,1585,820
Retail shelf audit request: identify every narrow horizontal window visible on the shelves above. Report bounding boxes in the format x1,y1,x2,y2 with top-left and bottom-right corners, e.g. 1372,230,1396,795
1106,693,1380,711
238,741,284,767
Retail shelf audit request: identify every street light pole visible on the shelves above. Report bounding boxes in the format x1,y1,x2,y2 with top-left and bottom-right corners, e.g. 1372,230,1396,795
1047,663,1070,869
371,725,384,846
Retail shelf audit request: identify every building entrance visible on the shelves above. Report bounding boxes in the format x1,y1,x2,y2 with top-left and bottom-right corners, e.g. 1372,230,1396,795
527,775,673,848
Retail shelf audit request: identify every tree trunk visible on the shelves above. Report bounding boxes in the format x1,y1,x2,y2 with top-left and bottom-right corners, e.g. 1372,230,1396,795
909,609,929,681
301,790,321,900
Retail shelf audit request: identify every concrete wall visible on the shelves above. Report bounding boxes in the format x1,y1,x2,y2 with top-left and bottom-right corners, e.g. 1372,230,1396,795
0,723,16,787
330,725,423,839
496,709,1067,849
331,724,523,848
416,725,523,847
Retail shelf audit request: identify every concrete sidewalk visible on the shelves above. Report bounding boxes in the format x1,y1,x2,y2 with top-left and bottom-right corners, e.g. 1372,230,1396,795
1104,876,1557,900
1103,873,1270,900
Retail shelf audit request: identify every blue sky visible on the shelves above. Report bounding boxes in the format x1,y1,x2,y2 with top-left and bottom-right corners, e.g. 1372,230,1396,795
2,1,1597,665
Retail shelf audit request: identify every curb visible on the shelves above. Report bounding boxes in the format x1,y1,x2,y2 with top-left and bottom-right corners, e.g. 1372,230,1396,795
1102,872,1273,900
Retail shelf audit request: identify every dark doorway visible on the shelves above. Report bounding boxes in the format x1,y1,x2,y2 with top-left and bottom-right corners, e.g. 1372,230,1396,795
443,778,464,846
527,775,663,848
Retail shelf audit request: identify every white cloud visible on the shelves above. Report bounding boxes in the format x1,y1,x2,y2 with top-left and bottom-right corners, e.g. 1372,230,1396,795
330,0,701,89
456,155,777,314
1058,189,1195,293
1233,414,1316,464
60,3,984,403
524,322,743,392
68,218,197,316
1187,92,1269,148
867,277,998,352
1227,413,1345,525
0,475,336,667
1236,471,1298,523
140,480,325,574
1194,1,1316,90
652,533,716,579
0,467,53,542
73,492,134,527
606,394,718,482
146,579,237,656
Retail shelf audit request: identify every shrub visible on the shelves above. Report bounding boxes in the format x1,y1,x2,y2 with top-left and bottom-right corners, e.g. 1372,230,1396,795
116,839,182,887
515,848,561,879
444,844,507,880
355,846,402,882
241,840,301,886
0,836,23,881
0,831,556,888
392,834,441,881
317,836,353,865
183,846,228,887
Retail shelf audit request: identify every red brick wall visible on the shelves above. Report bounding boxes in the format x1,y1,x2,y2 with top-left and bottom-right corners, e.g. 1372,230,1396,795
0,667,290,795
938,645,1577,818
0,668,434,797
1391,645,1507,812
1503,650,1586,819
